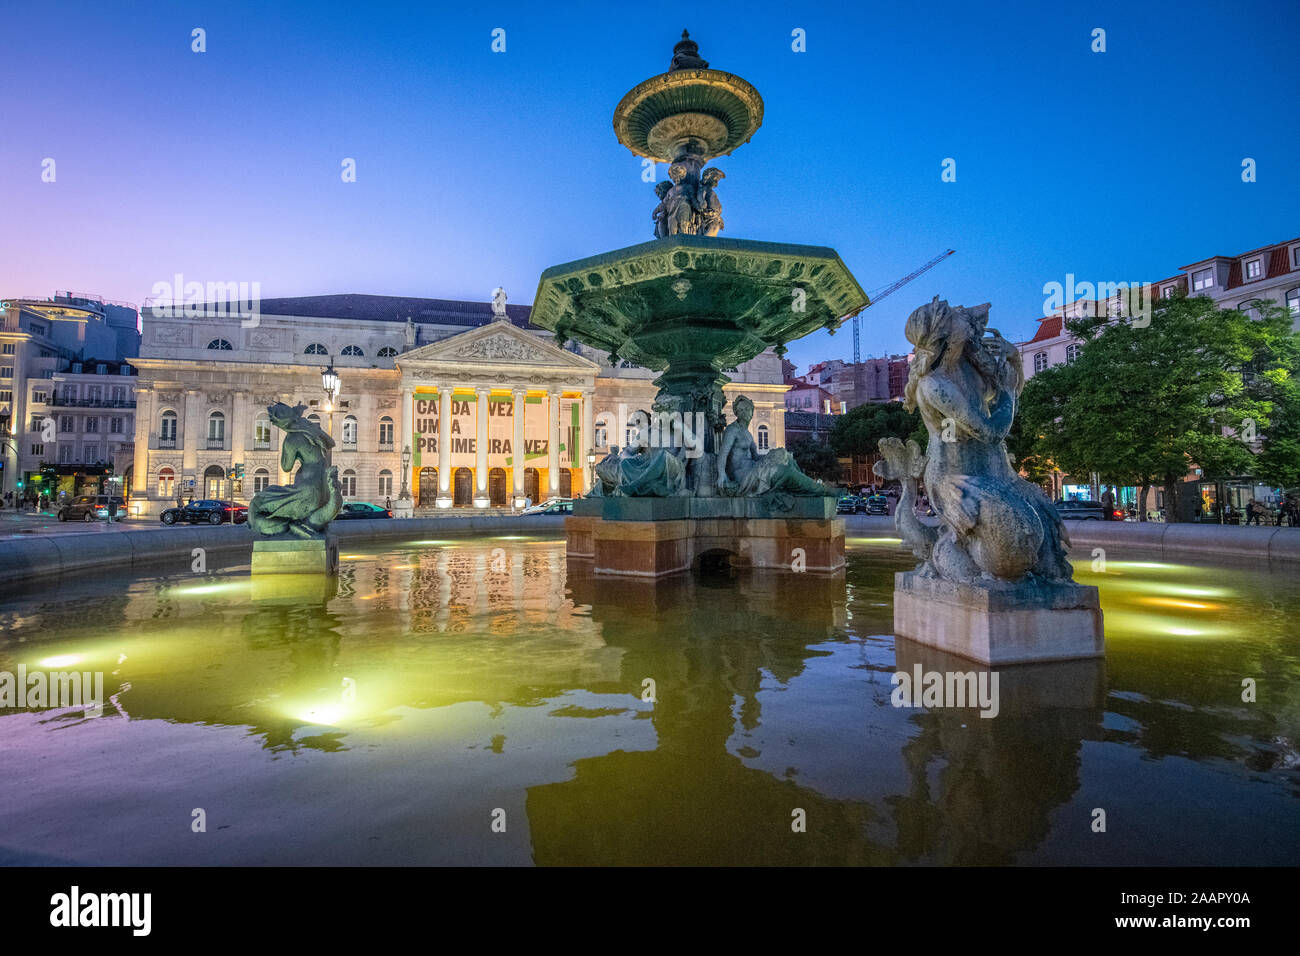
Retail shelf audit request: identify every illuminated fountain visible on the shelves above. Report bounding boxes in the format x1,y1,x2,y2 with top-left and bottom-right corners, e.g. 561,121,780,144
529,31,869,577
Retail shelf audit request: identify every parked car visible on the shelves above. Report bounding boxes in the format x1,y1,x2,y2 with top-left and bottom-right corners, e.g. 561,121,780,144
1053,499,1110,521
835,495,861,515
336,502,393,520
521,498,572,515
58,495,126,522
160,499,248,525
865,494,890,515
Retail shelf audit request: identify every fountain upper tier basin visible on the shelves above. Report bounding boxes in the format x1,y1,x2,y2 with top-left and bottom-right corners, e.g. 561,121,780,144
529,235,869,371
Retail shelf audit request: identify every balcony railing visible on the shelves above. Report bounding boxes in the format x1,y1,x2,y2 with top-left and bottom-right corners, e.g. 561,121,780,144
205,439,225,450
49,397,136,409
158,439,176,448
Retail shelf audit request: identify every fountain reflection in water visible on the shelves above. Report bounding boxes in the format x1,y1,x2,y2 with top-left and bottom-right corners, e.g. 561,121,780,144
0,537,1296,866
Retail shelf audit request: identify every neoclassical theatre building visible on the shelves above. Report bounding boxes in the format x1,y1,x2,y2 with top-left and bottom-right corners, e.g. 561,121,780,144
129,294,789,514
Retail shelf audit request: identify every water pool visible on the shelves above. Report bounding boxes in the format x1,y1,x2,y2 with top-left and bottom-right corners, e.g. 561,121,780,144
1,534,1296,865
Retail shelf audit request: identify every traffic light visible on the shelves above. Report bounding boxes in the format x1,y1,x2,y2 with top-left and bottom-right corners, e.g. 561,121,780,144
235,463,245,480
16,479,23,490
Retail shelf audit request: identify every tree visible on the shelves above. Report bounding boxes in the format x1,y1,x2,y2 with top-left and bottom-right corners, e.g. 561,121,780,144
829,401,923,460
788,437,841,482
1017,295,1297,521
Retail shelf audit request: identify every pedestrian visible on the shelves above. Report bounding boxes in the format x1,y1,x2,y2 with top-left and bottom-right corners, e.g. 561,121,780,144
1100,486,1115,520
385,495,392,510
1246,498,1261,526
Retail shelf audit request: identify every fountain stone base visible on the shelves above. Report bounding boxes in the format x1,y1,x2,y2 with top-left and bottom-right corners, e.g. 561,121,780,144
893,572,1103,666
568,496,843,577
251,536,339,576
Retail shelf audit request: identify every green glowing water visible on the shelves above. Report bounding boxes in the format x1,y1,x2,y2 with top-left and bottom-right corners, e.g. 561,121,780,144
0,535,1296,865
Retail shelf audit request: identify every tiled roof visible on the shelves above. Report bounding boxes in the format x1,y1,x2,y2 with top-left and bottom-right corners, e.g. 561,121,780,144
254,294,538,328
1028,316,1063,343
1180,237,1300,272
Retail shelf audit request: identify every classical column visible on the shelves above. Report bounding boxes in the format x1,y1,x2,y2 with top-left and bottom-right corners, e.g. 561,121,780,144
512,387,527,504
132,386,151,511
474,386,490,507
581,387,595,494
182,389,201,492
399,384,413,478
436,385,452,508
547,387,561,497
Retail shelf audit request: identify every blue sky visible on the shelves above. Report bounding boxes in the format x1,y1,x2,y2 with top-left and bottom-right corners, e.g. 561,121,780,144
2,0,1297,372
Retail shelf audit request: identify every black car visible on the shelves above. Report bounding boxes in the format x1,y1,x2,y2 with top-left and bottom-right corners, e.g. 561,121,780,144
835,495,861,515
1053,499,1108,521
335,502,393,520
865,494,890,515
160,499,248,525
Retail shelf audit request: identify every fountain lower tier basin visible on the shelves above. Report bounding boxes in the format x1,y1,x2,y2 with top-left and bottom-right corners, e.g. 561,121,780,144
893,571,1105,666
567,497,843,576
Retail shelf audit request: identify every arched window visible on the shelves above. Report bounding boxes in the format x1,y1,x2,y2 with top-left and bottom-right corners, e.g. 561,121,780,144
159,410,177,443
378,416,394,448
341,345,364,357
204,464,226,499
206,339,233,350
341,469,357,497
1033,351,1049,373
253,468,270,493
342,415,358,447
308,414,322,428
377,346,398,358
254,415,272,449
378,469,393,497
594,413,611,449
206,411,225,447
304,343,328,355
157,467,175,497
1065,343,1080,364
757,424,770,451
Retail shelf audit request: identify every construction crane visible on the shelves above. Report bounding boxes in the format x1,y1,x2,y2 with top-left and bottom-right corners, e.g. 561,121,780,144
850,248,956,364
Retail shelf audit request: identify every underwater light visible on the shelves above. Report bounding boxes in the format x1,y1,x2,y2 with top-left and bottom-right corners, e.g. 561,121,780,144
38,654,82,668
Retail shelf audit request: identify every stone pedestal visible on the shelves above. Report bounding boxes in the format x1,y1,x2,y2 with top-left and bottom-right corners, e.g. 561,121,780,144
567,496,843,577
251,536,339,575
393,498,414,519
892,571,1103,666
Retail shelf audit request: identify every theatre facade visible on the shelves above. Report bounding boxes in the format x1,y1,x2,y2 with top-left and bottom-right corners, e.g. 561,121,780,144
128,294,789,514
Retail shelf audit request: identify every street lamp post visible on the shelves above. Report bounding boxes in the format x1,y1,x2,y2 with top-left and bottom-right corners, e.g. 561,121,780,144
400,444,412,500
587,451,596,495
321,358,340,459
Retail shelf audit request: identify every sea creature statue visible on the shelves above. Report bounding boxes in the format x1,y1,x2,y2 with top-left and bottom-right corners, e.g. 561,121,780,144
248,402,342,538
716,395,828,496
874,297,1073,586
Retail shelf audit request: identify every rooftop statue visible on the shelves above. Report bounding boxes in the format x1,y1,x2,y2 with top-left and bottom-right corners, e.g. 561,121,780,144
875,298,1074,586
248,402,342,538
